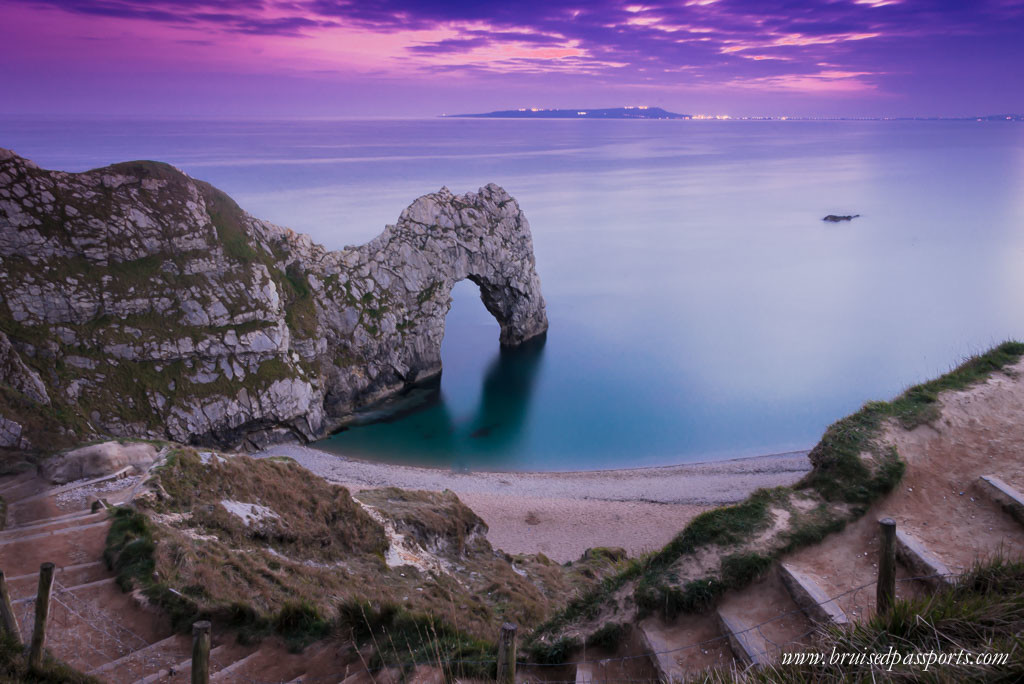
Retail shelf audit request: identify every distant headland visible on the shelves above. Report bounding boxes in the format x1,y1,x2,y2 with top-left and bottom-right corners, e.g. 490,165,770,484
446,108,1023,122
448,106,690,119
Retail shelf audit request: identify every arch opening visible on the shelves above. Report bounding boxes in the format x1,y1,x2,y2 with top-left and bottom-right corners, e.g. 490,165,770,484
437,278,547,456
323,278,547,467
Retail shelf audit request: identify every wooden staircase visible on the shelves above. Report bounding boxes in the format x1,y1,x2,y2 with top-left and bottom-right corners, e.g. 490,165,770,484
576,471,1024,682
0,470,364,684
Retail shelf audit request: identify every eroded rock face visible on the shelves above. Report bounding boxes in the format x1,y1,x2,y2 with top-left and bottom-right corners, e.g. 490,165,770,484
0,148,547,450
0,330,49,405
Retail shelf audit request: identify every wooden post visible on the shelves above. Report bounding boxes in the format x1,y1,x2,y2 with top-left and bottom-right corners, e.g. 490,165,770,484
877,518,897,615
28,562,55,670
496,622,517,684
192,620,211,684
0,570,22,643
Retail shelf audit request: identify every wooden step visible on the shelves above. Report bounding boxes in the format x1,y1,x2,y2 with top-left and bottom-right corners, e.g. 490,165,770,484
0,473,35,494
12,577,117,605
0,521,111,577
0,475,41,501
777,563,849,626
15,586,142,672
6,560,106,585
132,643,229,684
4,506,96,528
202,641,325,684
636,612,733,682
637,618,685,683
209,648,262,682
716,609,772,669
88,633,191,682
17,466,134,504
893,527,954,587
0,510,104,539
0,518,110,546
575,661,595,683
979,475,1024,526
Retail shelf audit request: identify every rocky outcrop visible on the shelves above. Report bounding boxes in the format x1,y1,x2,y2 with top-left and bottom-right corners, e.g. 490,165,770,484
41,440,160,483
0,330,49,405
0,147,547,450
0,415,23,448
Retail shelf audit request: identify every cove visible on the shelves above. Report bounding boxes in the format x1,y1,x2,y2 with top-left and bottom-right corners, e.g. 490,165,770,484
6,118,1023,470
320,306,548,471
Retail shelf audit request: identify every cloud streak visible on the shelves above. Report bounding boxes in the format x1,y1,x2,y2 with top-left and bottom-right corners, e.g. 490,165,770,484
3,0,1023,114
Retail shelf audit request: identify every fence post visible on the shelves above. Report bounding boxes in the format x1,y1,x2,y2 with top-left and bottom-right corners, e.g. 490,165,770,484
192,620,211,684
28,562,55,670
496,622,517,684
0,570,21,643
877,518,897,614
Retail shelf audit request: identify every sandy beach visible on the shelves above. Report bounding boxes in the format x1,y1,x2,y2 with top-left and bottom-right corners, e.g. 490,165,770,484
255,445,812,562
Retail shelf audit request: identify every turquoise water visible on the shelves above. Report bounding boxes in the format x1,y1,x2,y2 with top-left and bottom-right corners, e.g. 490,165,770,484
3,118,1023,470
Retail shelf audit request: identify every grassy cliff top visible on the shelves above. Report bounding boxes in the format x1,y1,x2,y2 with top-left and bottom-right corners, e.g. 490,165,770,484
106,449,624,673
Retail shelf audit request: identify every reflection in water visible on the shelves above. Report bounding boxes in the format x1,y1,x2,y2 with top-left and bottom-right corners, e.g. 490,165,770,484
325,333,546,469
465,333,547,458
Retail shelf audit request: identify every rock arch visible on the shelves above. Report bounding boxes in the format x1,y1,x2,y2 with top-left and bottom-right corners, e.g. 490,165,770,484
0,148,549,446
316,184,549,423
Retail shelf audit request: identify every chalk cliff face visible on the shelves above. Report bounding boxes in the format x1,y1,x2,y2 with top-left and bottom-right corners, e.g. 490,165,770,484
0,148,547,450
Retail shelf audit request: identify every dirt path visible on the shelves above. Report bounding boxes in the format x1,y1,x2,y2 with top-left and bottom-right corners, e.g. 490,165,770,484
785,359,1024,617
625,358,1024,681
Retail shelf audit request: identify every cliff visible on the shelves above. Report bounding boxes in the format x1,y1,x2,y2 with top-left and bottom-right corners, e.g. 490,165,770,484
0,148,547,451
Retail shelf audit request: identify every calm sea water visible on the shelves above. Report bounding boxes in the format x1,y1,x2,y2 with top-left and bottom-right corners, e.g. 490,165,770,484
3,118,1023,470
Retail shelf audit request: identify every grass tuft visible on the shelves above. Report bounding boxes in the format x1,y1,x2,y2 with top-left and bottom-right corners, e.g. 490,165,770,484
104,507,156,591
720,552,774,586
338,599,495,679
273,601,332,652
585,621,627,651
526,636,582,665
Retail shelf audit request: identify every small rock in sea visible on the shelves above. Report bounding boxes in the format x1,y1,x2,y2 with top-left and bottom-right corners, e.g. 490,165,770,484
823,214,861,222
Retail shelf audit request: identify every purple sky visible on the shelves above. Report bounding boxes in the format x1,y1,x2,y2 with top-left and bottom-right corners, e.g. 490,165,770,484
1,0,1022,117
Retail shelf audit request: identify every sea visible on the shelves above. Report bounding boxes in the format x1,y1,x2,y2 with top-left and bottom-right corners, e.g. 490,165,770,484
3,117,1023,471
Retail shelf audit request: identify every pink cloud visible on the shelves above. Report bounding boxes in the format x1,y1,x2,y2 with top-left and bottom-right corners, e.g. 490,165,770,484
2,0,1022,116
725,70,880,94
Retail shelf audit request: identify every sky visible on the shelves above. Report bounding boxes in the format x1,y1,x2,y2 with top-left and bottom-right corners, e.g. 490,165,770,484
1,0,1022,118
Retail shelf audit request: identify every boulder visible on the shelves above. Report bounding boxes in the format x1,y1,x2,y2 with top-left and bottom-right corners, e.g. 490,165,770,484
42,440,159,484
0,415,22,448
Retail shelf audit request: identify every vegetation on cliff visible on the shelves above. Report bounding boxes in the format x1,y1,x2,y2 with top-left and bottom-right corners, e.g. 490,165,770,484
106,449,622,670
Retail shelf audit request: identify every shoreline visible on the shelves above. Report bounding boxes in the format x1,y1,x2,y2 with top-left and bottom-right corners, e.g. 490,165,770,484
255,445,813,561
255,445,813,505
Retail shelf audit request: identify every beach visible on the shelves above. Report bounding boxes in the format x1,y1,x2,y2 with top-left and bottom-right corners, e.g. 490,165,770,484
255,445,812,562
